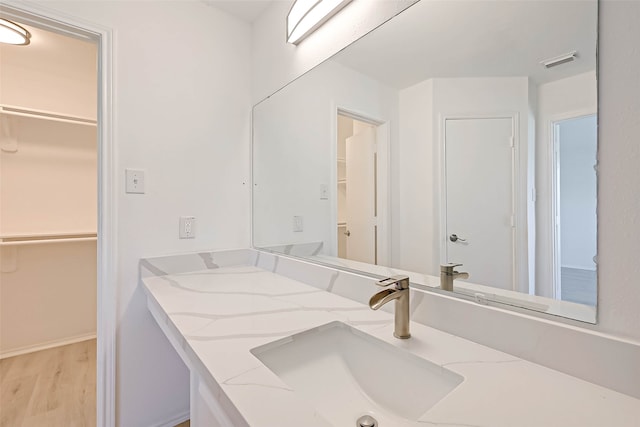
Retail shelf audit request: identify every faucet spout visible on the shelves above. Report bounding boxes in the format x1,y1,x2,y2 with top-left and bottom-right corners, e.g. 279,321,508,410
369,287,403,310
368,275,411,339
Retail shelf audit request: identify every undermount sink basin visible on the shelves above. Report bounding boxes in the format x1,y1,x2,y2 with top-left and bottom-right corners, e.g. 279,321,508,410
250,321,463,426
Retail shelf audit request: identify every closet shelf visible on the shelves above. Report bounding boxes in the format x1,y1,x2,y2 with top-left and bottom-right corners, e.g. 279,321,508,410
0,232,97,247
0,104,97,127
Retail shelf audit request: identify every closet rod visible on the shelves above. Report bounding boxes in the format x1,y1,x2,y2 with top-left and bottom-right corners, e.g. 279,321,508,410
0,105,97,127
0,237,97,247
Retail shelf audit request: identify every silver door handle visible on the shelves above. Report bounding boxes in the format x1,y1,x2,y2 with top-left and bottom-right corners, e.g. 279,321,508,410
344,230,351,236
449,234,467,243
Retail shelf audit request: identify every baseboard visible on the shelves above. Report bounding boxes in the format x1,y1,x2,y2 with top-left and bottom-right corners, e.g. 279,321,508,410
152,410,190,427
0,332,97,359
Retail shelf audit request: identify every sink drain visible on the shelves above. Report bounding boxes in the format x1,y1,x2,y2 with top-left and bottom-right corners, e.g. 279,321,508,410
356,414,378,427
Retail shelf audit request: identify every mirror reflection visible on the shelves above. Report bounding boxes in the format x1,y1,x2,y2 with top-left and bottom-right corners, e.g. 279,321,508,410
253,0,598,322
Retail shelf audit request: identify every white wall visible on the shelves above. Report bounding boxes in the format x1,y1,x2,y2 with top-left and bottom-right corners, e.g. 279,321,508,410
535,71,597,296
396,79,435,273
253,60,397,252
597,0,640,341
558,115,597,270
10,1,253,425
251,0,640,343
0,243,97,356
0,119,97,234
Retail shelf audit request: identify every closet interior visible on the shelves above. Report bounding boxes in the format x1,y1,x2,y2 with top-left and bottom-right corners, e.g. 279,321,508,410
0,23,98,360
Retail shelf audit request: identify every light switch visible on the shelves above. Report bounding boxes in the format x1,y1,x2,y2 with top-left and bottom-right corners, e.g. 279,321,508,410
179,216,196,239
293,216,303,232
320,184,329,200
125,169,145,194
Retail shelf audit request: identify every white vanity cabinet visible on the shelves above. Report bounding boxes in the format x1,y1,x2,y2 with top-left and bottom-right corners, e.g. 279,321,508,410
190,373,236,427
143,287,248,427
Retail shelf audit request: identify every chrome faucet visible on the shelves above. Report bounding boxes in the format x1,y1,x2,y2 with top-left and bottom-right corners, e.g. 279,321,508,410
440,263,469,292
369,275,411,339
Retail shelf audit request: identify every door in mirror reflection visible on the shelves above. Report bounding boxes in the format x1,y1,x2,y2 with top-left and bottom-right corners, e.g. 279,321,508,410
337,114,378,264
554,114,597,305
444,117,516,291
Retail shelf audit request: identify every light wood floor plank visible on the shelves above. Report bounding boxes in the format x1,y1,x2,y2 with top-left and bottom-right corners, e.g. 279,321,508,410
0,374,38,427
0,356,14,382
0,339,96,427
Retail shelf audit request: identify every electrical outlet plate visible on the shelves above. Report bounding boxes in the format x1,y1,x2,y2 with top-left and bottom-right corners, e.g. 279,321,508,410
179,216,196,239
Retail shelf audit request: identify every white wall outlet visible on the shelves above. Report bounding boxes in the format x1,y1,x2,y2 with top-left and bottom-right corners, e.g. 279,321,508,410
474,293,488,305
125,169,145,194
293,216,303,232
320,184,329,200
179,216,196,239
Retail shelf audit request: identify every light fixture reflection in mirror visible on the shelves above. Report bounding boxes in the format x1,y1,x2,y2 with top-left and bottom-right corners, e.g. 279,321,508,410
287,0,353,44
255,0,598,324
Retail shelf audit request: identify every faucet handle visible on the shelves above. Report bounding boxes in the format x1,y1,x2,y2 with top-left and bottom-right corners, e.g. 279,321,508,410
441,263,463,274
376,275,410,289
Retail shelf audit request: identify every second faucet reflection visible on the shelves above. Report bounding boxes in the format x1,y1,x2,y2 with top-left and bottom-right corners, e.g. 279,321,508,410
440,263,469,292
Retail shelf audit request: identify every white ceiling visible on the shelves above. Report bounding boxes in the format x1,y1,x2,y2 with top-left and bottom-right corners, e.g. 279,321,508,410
204,0,275,23
332,0,597,89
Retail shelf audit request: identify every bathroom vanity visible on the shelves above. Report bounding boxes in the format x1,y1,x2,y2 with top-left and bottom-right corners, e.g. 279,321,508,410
141,249,640,427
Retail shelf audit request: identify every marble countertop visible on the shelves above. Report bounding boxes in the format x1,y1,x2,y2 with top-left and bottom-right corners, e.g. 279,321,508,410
141,259,640,427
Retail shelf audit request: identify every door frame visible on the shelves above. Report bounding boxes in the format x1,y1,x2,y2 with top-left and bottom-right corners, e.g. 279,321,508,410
439,112,523,292
548,109,597,300
331,105,390,266
1,3,116,426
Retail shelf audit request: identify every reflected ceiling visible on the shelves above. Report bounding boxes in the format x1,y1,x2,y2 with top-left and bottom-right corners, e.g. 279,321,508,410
333,1,596,89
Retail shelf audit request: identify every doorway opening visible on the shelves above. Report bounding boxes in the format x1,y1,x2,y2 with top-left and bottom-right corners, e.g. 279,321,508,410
552,114,597,305
0,18,98,425
336,112,386,265
0,6,112,425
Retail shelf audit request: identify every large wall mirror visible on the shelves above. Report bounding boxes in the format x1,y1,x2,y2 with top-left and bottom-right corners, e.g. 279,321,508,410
253,0,598,323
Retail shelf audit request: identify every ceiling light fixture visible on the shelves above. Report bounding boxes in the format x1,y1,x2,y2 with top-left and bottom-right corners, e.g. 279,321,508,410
287,0,353,45
541,51,577,69
0,18,31,45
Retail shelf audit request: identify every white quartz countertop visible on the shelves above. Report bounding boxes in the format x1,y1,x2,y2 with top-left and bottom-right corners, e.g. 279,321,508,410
141,262,640,427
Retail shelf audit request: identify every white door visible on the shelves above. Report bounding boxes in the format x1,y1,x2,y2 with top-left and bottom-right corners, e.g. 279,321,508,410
445,117,514,290
345,127,376,264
